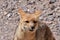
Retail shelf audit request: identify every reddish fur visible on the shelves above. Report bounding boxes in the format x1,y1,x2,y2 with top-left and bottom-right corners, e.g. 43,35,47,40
14,8,55,40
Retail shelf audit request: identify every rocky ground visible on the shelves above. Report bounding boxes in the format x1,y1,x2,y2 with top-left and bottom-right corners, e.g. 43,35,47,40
0,0,60,40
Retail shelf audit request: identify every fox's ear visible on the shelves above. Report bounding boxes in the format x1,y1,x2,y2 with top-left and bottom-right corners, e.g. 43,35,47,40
34,10,42,18
18,8,26,16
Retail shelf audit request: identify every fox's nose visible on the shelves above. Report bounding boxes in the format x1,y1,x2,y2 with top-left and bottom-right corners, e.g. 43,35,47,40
29,26,35,31
31,26,35,29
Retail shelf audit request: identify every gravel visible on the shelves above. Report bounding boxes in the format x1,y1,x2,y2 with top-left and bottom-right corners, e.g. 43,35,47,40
0,0,60,40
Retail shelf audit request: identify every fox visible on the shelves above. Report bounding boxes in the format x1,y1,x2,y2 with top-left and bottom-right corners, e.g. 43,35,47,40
13,8,55,40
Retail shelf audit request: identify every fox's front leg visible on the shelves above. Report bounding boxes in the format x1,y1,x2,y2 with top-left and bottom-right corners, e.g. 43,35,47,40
14,36,23,40
14,33,24,40
14,36,18,40
14,27,24,40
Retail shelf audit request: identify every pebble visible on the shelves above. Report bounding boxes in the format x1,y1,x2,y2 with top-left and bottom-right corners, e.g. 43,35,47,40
49,0,56,4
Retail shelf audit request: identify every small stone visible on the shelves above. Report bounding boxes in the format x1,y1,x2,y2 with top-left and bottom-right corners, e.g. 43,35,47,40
27,9,30,12
11,8,15,11
51,5,56,10
19,0,21,2
38,0,41,1
27,0,29,1
28,2,33,5
27,1,35,5
58,16,60,18
7,13,12,18
48,13,53,15
4,11,8,15
49,0,56,4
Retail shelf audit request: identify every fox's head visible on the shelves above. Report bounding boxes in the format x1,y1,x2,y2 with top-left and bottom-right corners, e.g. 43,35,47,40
18,8,41,32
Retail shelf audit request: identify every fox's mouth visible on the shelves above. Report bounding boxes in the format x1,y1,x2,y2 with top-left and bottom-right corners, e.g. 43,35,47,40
23,26,35,31
29,27,35,31
29,29,34,31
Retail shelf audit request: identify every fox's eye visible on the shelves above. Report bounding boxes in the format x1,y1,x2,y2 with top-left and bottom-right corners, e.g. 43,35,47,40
33,21,37,23
25,21,29,23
